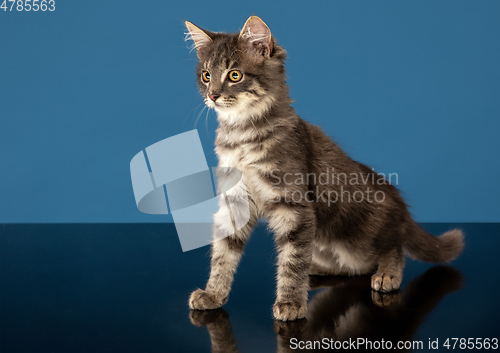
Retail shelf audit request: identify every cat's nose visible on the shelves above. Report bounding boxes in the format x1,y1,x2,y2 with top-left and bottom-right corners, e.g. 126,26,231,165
209,94,220,102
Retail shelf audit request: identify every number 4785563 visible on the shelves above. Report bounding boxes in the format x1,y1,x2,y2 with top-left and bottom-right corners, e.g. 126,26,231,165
1,0,55,11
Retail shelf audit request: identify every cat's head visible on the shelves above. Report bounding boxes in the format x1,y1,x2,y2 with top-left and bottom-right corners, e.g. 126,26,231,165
185,16,287,125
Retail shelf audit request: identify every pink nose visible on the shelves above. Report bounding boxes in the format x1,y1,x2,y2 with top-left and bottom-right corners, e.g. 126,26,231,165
209,94,220,102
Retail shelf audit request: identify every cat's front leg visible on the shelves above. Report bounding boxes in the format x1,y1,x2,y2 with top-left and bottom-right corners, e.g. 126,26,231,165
268,204,315,321
189,198,257,310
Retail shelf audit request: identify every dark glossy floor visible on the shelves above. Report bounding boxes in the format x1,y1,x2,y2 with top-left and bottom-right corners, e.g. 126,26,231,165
1,223,499,352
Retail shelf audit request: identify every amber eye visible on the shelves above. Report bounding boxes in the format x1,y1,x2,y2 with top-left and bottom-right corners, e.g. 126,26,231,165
228,70,242,82
202,71,210,83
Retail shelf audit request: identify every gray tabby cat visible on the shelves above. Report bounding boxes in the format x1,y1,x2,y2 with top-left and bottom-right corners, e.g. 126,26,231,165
185,16,464,321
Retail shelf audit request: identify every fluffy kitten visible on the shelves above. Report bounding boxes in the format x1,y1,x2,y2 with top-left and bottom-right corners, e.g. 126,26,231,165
185,16,464,321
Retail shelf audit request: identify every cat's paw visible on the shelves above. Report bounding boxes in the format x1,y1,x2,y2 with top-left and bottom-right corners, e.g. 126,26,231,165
273,301,307,321
371,273,402,292
188,289,227,310
371,289,402,307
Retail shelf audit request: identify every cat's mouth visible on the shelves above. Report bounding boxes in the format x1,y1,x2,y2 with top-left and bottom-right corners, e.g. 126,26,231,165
206,98,238,110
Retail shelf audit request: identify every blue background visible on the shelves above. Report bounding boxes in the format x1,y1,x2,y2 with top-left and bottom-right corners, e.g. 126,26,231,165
0,0,499,223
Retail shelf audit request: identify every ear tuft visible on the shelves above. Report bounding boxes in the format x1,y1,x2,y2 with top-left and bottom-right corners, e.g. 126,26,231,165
239,16,272,62
185,21,213,58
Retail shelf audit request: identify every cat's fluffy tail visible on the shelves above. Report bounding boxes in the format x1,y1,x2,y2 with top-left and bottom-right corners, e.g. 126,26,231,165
403,222,465,263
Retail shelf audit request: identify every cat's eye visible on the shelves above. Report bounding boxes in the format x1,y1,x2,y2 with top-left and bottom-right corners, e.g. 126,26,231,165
228,70,242,82
202,71,210,83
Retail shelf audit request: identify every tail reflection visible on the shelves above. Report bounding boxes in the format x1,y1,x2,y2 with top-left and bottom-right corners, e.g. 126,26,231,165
189,266,463,352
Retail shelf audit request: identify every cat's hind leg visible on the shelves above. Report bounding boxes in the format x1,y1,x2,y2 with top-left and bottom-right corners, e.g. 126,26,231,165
371,246,404,292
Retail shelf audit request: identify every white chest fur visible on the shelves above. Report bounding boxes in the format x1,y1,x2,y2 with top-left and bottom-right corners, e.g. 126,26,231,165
216,143,281,216
216,143,263,169
217,146,244,169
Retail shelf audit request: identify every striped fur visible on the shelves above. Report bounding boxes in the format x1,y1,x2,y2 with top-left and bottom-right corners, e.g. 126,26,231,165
185,16,464,321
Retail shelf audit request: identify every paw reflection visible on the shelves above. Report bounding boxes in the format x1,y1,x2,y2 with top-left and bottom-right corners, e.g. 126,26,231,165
371,289,402,307
189,266,463,352
189,308,229,327
273,318,307,338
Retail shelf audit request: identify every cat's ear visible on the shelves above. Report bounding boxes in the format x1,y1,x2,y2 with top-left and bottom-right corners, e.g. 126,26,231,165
239,16,272,62
185,21,213,58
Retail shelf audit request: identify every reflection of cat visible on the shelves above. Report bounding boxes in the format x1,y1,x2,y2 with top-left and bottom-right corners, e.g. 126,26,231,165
190,267,463,353
185,15,464,321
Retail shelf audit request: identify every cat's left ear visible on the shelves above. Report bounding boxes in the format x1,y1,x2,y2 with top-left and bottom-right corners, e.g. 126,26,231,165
239,16,272,62
185,21,213,58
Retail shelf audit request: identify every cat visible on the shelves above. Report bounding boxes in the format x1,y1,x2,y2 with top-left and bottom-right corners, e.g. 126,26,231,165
184,16,464,321
189,266,463,352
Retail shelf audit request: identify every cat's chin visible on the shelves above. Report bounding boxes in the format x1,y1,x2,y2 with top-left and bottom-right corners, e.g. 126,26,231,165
212,105,249,125
211,104,242,116
212,96,274,125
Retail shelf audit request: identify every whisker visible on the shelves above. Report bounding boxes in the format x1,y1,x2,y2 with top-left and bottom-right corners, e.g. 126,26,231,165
205,106,213,140
183,102,203,126
194,105,207,129
249,120,258,135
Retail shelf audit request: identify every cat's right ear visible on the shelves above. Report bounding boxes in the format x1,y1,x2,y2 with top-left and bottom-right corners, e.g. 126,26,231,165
185,21,213,58
239,16,272,63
